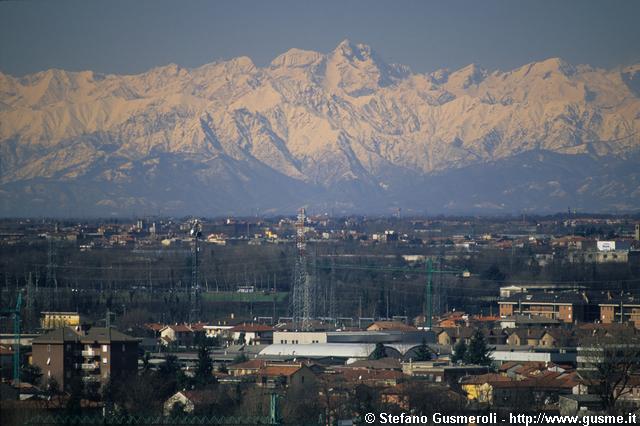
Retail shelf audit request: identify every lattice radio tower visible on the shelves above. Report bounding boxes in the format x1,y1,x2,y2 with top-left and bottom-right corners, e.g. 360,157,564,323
45,238,58,310
291,208,314,330
189,220,202,323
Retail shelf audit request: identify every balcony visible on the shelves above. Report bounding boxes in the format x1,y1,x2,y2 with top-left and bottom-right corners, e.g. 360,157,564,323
80,363,99,370
81,349,97,357
82,376,101,383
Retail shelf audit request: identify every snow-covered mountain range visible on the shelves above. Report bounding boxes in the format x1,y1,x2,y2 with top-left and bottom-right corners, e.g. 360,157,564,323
1,40,639,216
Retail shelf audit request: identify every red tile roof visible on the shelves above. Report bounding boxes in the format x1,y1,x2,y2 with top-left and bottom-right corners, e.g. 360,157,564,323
230,324,274,332
229,359,267,370
168,324,193,332
367,321,417,332
145,323,164,332
258,365,303,377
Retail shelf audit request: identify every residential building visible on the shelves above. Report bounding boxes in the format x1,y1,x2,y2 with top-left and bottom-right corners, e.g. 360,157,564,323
230,324,274,345
256,363,316,389
227,359,267,377
163,390,217,416
499,291,594,323
597,293,640,327
40,312,81,330
159,324,201,347
31,327,139,390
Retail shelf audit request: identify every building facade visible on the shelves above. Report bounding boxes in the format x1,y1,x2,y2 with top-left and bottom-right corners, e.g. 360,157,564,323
31,327,139,390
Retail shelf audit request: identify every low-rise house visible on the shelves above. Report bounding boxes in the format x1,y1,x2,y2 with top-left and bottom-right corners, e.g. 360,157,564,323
539,329,576,348
462,371,578,408
461,373,514,403
506,329,545,347
160,324,196,347
347,357,402,371
559,394,603,416
163,390,217,416
228,359,267,377
403,361,489,386
491,372,578,409
499,315,561,329
367,321,416,332
230,324,274,345
256,363,316,389
330,367,404,387
437,327,474,346
203,324,234,340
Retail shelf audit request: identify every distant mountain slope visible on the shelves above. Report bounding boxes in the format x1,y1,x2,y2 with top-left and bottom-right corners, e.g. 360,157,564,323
1,40,639,216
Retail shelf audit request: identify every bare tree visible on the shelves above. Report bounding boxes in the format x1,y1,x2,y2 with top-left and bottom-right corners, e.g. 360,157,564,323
577,325,640,414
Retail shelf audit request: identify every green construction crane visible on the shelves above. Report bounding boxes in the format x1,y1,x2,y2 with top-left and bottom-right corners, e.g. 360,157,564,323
321,259,469,329
1,292,22,386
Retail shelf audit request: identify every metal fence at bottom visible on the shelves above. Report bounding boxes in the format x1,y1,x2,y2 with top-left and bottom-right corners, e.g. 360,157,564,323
23,415,273,426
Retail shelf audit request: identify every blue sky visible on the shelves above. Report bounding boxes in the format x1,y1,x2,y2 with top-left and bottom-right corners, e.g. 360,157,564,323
1,0,639,76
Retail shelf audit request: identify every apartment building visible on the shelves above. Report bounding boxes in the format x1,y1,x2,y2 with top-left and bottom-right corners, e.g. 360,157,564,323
499,292,594,323
31,326,139,390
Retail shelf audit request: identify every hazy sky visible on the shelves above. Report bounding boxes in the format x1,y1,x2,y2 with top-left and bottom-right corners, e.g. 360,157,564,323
1,0,639,76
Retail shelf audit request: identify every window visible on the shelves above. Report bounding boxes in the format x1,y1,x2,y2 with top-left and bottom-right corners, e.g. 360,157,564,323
102,345,108,352
122,343,125,352
103,357,108,364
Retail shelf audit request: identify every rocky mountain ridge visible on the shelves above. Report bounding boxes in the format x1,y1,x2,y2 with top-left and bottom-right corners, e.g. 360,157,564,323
1,40,639,216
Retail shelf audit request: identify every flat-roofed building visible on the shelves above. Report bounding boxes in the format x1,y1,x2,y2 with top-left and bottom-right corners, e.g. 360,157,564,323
40,312,81,330
499,291,594,323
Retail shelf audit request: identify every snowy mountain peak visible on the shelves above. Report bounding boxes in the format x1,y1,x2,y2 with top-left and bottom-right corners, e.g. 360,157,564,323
444,63,487,90
270,48,325,69
333,39,375,62
324,39,406,95
529,57,575,77
1,43,639,216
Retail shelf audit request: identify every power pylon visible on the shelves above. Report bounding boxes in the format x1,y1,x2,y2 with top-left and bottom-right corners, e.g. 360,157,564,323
291,208,314,330
45,238,57,310
189,220,202,323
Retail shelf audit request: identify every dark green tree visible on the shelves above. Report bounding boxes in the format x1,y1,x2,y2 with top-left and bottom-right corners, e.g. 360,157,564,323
20,364,42,385
194,345,214,386
233,353,248,364
369,343,387,360
65,376,84,415
142,351,151,372
451,339,467,363
413,338,433,362
481,264,505,282
158,354,180,376
463,329,493,366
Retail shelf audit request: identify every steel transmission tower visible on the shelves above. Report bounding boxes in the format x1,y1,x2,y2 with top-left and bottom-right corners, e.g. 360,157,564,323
45,238,58,310
189,220,202,323
291,208,314,330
